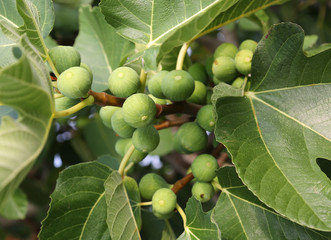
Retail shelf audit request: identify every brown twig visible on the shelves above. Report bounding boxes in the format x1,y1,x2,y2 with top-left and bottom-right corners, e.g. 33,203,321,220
154,118,192,130
171,173,194,194
88,90,125,107
211,143,224,159
156,101,202,117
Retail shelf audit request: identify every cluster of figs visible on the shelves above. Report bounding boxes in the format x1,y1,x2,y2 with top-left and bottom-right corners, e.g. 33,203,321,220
51,39,257,219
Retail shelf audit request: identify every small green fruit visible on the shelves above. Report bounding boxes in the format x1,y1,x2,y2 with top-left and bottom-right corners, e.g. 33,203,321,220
191,154,218,182
132,125,160,153
111,109,135,138
108,67,140,98
148,94,167,105
205,56,214,77
139,173,170,200
57,66,92,99
192,182,215,203
99,106,120,129
161,70,195,102
124,140,148,163
80,63,93,79
235,49,253,75
115,138,132,157
239,39,257,52
214,42,238,59
152,188,176,218
212,56,237,83
49,46,81,74
148,71,168,99
196,105,215,132
122,93,156,128
187,81,207,105
174,122,208,153
205,88,213,105
188,63,208,85
232,77,245,89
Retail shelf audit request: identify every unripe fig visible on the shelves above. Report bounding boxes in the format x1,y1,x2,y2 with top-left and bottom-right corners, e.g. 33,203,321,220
132,125,160,153
161,70,195,102
212,76,221,85
187,81,207,105
212,56,237,83
80,63,93,79
174,122,208,153
214,42,238,59
99,106,120,129
57,66,92,99
239,39,257,52
235,49,253,75
205,56,214,77
232,77,245,89
111,109,135,138
139,173,170,200
196,105,215,132
191,154,218,182
108,66,140,98
205,88,213,105
148,71,168,99
55,96,80,112
124,140,148,163
148,94,167,105
188,63,208,85
152,188,176,218
122,93,156,128
49,46,81,74
115,138,132,156
192,182,215,203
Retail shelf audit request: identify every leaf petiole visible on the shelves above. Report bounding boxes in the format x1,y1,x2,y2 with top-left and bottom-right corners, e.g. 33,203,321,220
118,144,135,176
54,95,94,118
136,201,152,207
176,42,190,70
176,203,187,227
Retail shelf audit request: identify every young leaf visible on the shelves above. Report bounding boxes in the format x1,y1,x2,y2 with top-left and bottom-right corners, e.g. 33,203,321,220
74,5,134,92
178,197,221,240
212,167,331,239
105,171,141,240
213,22,331,231
39,162,113,240
0,188,28,220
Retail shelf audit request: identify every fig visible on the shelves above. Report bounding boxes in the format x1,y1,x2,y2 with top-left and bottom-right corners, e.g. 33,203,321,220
49,46,81,74
122,93,156,128
57,66,92,99
196,105,215,132
187,81,207,105
148,71,168,99
205,88,213,105
124,140,148,163
139,173,170,200
239,39,257,52
205,56,214,77
188,63,208,85
55,96,80,112
232,77,245,89
152,188,177,218
235,49,253,75
212,56,237,83
161,70,195,102
132,125,160,153
148,94,167,105
80,63,93,79
192,182,215,203
111,109,135,138
214,42,238,59
108,66,140,98
174,122,208,153
191,154,218,182
115,138,132,157
99,106,120,129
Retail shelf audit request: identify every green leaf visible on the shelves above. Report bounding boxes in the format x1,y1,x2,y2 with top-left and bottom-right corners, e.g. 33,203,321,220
212,166,331,239
0,188,28,220
303,35,318,51
97,154,120,170
178,197,221,240
140,209,165,240
213,23,331,231
0,33,17,67
104,171,141,240
74,5,134,92
39,162,112,240
161,220,176,240
0,36,53,208
0,105,18,124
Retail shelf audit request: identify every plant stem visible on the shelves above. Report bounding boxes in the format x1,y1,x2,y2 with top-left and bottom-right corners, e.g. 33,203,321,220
52,81,57,88
155,101,202,117
88,90,126,107
171,173,194,194
176,42,190,70
54,93,64,99
46,55,59,78
242,75,248,96
124,162,134,175
154,118,192,130
139,69,147,93
54,95,94,118
212,180,223,192
176,203,187,227
118,144,135,176
136,201,152,207
211,143,224,158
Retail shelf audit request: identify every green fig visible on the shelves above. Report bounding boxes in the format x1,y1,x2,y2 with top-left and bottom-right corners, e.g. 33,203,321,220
139,173,170,200
49,46,81,74
192,182,215,203
191,154,218,182
196,105,215,132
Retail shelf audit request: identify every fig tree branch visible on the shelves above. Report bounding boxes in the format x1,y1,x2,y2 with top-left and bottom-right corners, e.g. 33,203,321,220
171,173,194,194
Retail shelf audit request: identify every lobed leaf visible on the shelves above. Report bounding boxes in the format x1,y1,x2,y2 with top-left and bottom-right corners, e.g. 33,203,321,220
213,22,331,231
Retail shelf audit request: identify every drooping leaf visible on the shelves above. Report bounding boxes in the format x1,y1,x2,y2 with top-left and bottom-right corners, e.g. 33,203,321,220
177,197,221,240
39,162,112,240
0,188,28,220
74,5,134,91
161,220,176,240
97,154,120,170
104,171,141,240
213,22,331,231
212,166,331,239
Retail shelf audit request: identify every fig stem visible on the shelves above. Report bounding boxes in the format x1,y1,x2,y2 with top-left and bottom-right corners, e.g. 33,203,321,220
88,90,125,107
155,101,202,117
46,54,59,78
211,179,223,192
118,144,135,176
176,203,187,227
139,69,147,93
241,75,248,95
51,81,57,88
154,118,191,130
124,162,134,175
54,95,94,118
211,143,224,158
176,42,190,70
171,173,194,194
136,201,152,206
54,93,64,99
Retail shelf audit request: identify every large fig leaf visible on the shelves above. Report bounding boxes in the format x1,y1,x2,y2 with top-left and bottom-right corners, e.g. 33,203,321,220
39,162,112,240
74,5,134,92
213,23,331,231
212,167,331,239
